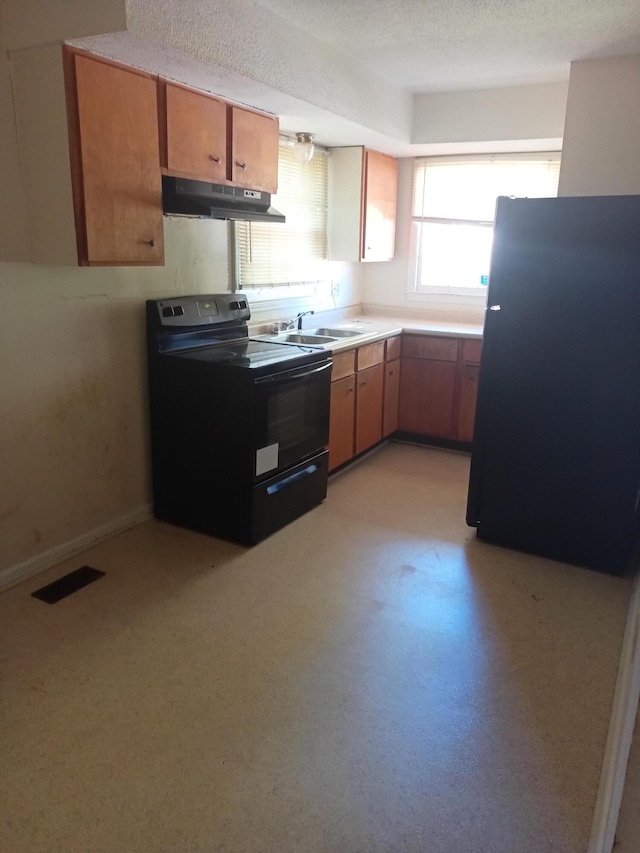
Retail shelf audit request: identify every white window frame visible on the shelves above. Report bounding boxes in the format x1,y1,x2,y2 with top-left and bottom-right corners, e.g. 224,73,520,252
408,153,561,306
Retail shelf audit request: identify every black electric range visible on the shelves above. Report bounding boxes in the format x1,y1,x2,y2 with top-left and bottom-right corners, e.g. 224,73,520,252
146,293,332,545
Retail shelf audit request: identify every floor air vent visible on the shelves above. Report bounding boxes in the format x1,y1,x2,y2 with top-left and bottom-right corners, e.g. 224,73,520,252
31,566,105,604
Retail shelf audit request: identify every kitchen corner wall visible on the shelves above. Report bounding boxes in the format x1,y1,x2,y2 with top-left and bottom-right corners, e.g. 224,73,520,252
359,158,486,324
0,29,360,584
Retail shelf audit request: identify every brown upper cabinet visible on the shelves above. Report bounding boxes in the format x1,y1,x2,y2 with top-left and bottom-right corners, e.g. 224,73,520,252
328,147,398,262
159,82,279,193
229,106,279,194
64,48,164,266
160,82,227,183
361,149,398,261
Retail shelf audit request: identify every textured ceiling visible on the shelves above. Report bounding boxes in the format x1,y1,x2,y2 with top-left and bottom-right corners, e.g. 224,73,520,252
65,0,638,154
255,0,640,91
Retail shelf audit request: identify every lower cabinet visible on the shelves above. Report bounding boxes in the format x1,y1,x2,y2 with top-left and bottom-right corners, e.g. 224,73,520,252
328,375,356,471
456,363,480,442
398,357,457,437
328,331,481,470
382,359,400,436
398,334,482,442
328,336,400,472
355,363,384,454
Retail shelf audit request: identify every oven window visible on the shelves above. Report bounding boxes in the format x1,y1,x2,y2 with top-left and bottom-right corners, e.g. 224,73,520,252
268,383,317,451
256,366,330,477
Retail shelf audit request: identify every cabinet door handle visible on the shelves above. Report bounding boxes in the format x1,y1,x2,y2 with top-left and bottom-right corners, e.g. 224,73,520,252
346,387,354,395
146,238,156,248
209,155,220,163
236,161,247,170
359,382,366,389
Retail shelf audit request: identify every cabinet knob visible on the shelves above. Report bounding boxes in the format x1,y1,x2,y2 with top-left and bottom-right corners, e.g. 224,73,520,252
359,382,366,389
347,387,354,395
236,161,247,170
209,155,220,163
146,238,156,248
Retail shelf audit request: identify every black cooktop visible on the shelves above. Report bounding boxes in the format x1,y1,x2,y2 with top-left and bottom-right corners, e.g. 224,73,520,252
147,293,330,374
173,338,323,369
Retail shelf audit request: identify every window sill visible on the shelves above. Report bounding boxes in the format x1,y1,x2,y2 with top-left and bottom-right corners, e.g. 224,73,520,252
407,289,488,306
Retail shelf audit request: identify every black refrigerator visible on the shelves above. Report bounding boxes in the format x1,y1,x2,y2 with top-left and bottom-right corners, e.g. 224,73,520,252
466,194,640,575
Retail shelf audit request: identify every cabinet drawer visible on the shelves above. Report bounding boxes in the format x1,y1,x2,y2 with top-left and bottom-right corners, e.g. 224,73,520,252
402,335,458,361
385,335,401,362
462,339,482,364
332,350,355,381
356,341,385,371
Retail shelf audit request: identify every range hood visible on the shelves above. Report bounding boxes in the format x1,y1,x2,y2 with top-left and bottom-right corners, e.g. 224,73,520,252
162,176,285,223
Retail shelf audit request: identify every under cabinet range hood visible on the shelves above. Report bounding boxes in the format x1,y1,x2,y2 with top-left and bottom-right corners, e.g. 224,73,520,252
161,176,285,223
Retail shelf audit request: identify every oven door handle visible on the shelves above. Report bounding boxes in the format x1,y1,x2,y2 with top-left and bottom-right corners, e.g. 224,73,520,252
254,360,332,386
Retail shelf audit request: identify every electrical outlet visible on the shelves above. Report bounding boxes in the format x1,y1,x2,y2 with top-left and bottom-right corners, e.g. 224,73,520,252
331,281,340,297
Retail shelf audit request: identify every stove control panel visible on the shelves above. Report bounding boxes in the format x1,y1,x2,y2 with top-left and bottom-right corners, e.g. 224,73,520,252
153,294,250,327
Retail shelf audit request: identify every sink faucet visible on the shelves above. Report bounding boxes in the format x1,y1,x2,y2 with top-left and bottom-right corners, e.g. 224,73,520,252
295,310,314,330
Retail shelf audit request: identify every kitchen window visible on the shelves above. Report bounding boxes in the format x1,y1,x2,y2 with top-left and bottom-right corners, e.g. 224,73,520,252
234,141,328,290
410,154,561,298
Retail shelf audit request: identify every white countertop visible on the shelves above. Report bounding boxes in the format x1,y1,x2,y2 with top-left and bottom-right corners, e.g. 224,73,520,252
254,314,483,353
338,315,484,340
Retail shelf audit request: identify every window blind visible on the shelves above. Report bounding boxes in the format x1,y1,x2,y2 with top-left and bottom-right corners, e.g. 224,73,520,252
235,143,328,288
412,154,561,223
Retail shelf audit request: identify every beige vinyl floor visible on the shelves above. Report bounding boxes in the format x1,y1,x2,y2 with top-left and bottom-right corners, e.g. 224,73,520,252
0,443,634,853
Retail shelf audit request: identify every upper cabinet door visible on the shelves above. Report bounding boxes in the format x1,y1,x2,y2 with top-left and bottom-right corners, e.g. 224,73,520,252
230,106,279,193
361,149,398,262
163,83,227,183
72,53,164,265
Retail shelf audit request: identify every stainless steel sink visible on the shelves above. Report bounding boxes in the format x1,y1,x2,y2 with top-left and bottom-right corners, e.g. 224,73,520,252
307,327,365,338
276,333,338,344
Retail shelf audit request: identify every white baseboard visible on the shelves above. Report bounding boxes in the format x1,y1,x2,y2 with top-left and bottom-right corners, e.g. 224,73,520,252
0,504,153,593
588,572,640,853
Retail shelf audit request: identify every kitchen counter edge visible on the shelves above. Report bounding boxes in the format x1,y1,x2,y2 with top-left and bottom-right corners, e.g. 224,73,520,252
318,317,484,354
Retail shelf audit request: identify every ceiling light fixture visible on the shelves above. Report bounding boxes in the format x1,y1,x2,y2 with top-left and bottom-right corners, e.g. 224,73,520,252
293,132,315,164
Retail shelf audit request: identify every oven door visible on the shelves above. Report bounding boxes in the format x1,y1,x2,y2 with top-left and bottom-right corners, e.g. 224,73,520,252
252,359,331,480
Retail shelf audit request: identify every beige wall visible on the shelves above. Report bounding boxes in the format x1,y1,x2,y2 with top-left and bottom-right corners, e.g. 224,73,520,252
413,82,567,147
558,56,640,196
0,28,360,583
